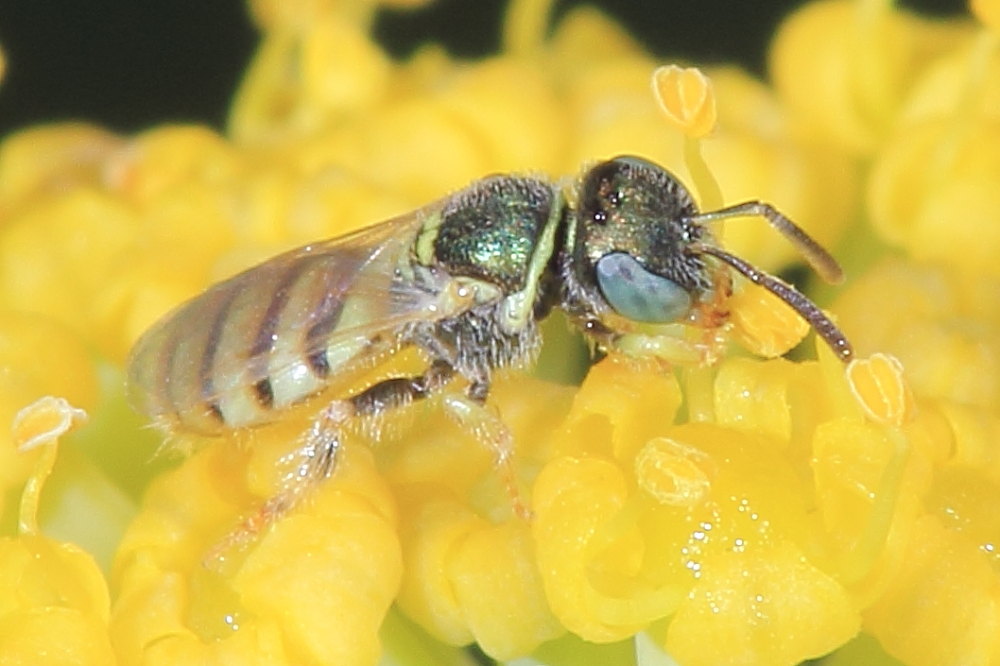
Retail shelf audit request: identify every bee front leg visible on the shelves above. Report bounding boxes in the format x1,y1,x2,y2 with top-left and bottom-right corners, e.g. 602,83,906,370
209,361,456,563
610,268,732,367
611,330,712,365
440,381,531,520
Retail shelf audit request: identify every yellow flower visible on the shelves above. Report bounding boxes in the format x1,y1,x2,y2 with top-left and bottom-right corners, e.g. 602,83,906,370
0,535,116,665
1,397,116,665
111,432,401,665
769,0,974,155
2,1,998,665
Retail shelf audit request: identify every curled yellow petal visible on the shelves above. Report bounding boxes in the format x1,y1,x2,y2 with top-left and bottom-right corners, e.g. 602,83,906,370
248,0,367,31
865,510,1000,666
0,188,138,345
553,354,683,462
811,418,931,595
0,124,122,213
301,16,391,113
446,519,562,659
868,119,1000,277
652,65,718,138
0,535,115,666
665,542,860,666
832,259,1000,410
769,0,963,154
714,357,805,445
532,456,643,642
395,497,563,660
847,353,916,426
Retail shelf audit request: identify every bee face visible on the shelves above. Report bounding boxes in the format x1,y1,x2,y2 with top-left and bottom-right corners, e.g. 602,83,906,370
570,156,714,324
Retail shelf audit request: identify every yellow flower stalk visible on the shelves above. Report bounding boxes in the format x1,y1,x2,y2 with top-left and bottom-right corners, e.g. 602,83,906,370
1,1,998,665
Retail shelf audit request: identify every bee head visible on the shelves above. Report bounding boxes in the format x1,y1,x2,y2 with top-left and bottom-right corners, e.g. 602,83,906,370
571,156,714,324
566,155,854,362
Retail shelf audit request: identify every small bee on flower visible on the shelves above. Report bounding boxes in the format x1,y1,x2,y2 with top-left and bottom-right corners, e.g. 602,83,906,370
127,155,852,546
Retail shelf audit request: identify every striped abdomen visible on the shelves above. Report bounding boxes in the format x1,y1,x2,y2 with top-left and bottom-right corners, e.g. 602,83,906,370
127,216,435,433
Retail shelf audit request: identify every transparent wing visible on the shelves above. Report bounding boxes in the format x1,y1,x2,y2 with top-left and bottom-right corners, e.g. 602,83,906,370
127,205,458,431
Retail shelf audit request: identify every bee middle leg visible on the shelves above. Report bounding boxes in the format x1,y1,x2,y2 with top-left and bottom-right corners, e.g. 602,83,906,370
440,380,531,519
605,268,733,368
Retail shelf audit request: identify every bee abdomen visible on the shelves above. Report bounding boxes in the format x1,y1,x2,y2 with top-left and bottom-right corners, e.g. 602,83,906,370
127,249,373,433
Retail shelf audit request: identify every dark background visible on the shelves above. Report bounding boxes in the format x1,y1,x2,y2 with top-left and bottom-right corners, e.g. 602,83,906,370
0,0,966,138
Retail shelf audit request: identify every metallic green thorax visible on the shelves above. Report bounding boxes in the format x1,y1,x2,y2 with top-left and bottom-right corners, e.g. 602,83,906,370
432,175,555,292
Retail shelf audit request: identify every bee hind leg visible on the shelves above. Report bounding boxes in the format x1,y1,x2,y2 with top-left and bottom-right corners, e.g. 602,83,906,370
206,360,458,565
205,400,352,565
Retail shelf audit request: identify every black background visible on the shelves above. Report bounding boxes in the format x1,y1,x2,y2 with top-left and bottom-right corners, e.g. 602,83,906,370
0,0,966,138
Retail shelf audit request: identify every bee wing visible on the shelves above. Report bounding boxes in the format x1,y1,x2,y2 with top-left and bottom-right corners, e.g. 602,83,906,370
127,206,456,432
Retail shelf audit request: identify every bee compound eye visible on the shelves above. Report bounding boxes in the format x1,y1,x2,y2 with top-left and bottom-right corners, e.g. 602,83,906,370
595,252,692,323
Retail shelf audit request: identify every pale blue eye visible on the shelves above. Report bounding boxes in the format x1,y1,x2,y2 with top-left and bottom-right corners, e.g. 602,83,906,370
595,252,692,323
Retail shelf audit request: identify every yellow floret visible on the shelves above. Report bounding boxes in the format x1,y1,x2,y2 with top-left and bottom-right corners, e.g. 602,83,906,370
868,119,1000,278
1,392,115,665
230,16,391,145
864,508,1000,666
769,0,970,154
0,124,121,213
834,259,1000,409
390,375,572,658
665,541,859,666
713,356,815,446
0,536,116,666
811,416,934,598
527,355,870,663
401,507,562,659
112,436,401,666
0,189,137,349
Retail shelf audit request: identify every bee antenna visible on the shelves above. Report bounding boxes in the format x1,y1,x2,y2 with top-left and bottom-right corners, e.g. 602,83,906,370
689,201,844,284
692,243,854,362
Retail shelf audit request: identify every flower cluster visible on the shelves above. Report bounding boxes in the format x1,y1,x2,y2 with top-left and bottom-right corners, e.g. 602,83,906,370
1,1,998,665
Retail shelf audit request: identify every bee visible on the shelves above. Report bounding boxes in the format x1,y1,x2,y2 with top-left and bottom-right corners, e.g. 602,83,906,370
127,155,852,541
